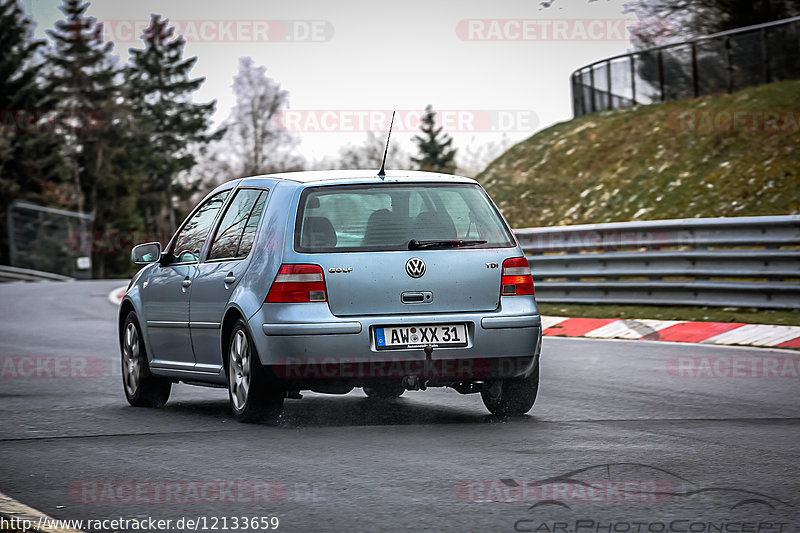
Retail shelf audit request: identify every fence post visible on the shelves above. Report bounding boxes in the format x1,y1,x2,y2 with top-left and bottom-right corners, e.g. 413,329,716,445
725,36,734,92
6,204,15,267
630,55,637,105
572,73,582,116
691,42,699,97
760,27,770,83
606,60,612,110
589,67,597,113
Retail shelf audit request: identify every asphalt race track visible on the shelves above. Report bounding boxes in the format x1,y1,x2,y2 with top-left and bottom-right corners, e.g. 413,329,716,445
1,281,798,532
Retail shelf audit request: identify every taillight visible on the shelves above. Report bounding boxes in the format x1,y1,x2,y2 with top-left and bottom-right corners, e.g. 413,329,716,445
501,257,534,296
266,264,327,303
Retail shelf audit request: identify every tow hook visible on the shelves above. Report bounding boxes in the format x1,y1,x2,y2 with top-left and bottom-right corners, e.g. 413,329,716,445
424,344,434,369
422,344,435,386
403,345,436,391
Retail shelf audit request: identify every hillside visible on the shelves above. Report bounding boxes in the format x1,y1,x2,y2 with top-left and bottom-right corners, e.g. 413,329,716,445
477,80,800,228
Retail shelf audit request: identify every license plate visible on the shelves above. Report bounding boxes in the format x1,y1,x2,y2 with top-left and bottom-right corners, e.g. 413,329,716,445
375,324,468,350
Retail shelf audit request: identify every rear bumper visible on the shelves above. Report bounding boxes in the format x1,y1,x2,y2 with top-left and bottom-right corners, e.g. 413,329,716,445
248,298,541,384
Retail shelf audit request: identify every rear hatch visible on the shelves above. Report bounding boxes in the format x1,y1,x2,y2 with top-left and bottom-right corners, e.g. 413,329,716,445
293,182,518,317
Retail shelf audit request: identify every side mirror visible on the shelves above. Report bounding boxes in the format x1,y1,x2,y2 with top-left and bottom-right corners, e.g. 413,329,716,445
131,242,162,265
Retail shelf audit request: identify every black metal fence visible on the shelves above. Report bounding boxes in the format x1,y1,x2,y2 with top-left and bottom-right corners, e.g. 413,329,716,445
571,17,800,116
7,201,93,279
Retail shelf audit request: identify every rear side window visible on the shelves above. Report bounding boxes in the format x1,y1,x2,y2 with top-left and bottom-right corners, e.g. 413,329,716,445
295,183,515,252
208,188,268,261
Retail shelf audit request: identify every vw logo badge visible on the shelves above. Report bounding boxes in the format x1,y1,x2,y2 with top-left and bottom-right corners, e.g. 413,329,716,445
405,257,426,278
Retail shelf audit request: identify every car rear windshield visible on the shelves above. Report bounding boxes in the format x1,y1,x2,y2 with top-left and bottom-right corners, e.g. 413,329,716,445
294,183,516,252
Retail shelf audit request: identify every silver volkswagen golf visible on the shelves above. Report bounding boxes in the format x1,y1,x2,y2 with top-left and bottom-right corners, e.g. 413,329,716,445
119,170,542,422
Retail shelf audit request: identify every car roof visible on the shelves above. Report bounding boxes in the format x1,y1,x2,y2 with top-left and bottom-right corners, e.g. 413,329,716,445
230,169,478,187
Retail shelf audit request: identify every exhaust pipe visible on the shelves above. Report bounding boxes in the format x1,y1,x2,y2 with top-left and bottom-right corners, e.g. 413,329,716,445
402,375,428,391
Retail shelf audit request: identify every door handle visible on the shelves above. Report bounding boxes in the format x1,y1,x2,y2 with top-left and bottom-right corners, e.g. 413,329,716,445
181,278,192,288
224,274,236,284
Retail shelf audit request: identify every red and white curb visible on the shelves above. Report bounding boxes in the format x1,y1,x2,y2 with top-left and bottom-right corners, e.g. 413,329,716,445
107,287,800,350
542,316,800,349
108,286,126,306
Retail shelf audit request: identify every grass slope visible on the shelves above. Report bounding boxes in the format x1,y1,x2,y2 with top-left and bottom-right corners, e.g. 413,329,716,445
477,80,800,228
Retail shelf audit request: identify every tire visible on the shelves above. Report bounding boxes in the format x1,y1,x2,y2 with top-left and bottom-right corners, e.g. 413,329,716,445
481,364,539,416
228,319,284,423
363,383,405,400
121,311,171,407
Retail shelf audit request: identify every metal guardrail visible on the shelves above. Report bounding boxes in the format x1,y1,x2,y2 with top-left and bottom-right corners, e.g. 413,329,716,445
0,265,74,283
515,215,800,309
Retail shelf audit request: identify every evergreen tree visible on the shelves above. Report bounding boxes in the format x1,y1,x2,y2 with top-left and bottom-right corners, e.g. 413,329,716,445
0,0,63,265
90,96,147,278
46,0,138,277
46,0,117,216
127,14,221,231
411,105,457,174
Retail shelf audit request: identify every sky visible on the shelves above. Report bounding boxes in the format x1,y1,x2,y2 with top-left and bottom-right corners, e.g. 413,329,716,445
21,0,642,170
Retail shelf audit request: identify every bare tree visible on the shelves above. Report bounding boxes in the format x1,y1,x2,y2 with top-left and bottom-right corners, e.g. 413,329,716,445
336,132,409,170
623,0,799,40
456,135,513,178
223,56,301,177
542,0,799,41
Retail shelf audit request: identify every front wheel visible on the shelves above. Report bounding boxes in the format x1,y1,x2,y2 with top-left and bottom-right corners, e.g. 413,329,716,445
121,311,171,407
228,319,284,423
481,365,539,416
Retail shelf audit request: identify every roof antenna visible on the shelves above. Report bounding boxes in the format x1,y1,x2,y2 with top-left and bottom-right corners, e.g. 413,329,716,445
377,110,395,180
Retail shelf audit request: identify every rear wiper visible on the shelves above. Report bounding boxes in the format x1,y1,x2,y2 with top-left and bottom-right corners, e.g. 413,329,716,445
408,239,487,250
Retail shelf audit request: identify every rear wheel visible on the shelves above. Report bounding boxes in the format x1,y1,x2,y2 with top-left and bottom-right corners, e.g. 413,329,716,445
481,365,539,416
363,383,405,400
121,311,171,407
228,319,284,423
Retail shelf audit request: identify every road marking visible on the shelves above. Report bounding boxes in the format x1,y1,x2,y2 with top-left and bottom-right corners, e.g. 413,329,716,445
0,490,84,533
